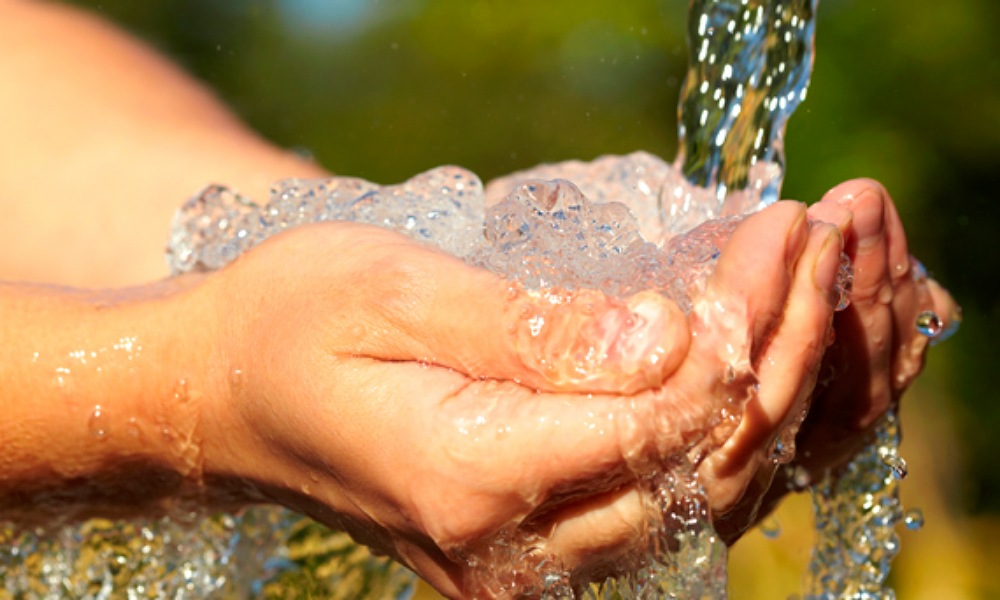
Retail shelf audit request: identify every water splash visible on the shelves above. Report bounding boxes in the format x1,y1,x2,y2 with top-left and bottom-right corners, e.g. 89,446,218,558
674,0,818,217
0,0,928,597
915,310,943,338
0,509,415,599
805,411,906,600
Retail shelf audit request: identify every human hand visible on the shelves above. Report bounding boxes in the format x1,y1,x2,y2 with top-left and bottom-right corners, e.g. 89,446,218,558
715,179,960,541
193,201,840,596
794,179,959,476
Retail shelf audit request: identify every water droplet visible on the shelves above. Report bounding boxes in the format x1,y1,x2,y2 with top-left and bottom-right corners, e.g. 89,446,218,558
770,435,796,464
903,509,924,531
877,284,893,306
881,454,908,480
89,405,108,439
759,516,781,539
229,368,245,396
787,464,811,490
722,363,737,384
174,378,190,403
915,311,942,337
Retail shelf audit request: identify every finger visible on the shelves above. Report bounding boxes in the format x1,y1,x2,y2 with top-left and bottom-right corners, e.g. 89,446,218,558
878,189,939,394
699,200,810,365
307,222,690,394
789,182,902,475
827,183,896,422
587,202,809,497
503,288,690,394
538,484,646,586
807,196,854,235
699,222,841,512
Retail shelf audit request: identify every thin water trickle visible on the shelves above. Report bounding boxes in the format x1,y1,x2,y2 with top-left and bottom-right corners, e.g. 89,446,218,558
805,411,908,599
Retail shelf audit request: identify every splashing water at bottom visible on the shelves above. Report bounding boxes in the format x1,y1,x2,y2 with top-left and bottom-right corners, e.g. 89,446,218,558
805,411,907,600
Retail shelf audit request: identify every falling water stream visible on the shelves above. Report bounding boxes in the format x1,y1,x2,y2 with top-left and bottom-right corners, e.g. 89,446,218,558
1,1,941,598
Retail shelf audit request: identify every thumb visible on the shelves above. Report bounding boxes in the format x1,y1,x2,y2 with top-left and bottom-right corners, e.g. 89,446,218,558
341,224,690,394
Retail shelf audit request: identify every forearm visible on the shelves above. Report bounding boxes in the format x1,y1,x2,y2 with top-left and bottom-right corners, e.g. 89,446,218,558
0,0,328,286
0,277,224,524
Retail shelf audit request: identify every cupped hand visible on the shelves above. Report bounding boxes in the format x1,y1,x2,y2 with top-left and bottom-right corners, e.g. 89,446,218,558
794,179,959,476
194,201,841,597
717,179,960,542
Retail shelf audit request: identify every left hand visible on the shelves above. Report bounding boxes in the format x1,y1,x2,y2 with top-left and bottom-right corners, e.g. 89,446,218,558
714,179,960,542
795,179,959,476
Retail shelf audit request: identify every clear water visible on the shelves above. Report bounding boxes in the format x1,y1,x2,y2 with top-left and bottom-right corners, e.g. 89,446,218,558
0,508,416,599
165,155,750,599
673,0,818,223
804,412,905,600
0,0,922,598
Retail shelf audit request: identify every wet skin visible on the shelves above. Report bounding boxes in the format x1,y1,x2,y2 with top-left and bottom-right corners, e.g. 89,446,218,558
193,200,843,595
714,179,959,543
0,3,959,597
0,185,955,598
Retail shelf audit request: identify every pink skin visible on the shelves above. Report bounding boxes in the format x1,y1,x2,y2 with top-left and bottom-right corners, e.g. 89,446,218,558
0,5,957,596
795,179,958,475
714,179,959,542
195,200,843,596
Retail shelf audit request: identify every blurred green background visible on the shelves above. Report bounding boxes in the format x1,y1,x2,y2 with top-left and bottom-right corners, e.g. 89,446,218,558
63,0,999,597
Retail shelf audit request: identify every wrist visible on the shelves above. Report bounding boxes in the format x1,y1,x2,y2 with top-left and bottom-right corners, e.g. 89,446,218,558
0,275,226,524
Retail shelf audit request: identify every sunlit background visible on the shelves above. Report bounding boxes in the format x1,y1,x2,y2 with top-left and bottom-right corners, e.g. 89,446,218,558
63,0,1000,597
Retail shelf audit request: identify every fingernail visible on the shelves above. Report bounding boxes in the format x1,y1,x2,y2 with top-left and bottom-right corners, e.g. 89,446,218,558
785,206,810,268
814,227,843,297
809,204,853,233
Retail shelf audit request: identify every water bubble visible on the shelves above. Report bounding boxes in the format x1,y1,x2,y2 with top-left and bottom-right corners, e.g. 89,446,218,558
835,252,853,311
125,417,141,438
915,311,943,337
759,516,782,539
903,509,924,531
173,379,190,403
722,363,737,384
541,572,573,599
229,368,245,396
88,405,108,439
881,454,908,480
932,305,963,346
788,464,812,490
770,434,796,465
